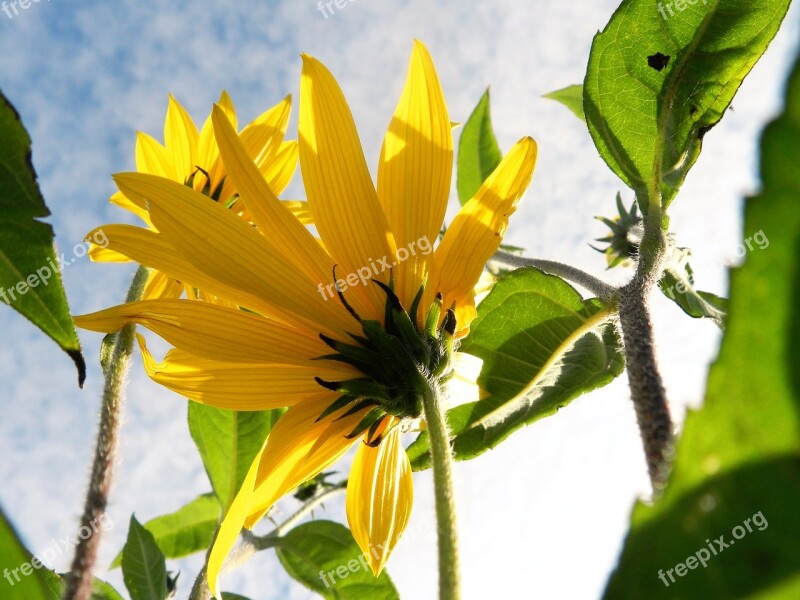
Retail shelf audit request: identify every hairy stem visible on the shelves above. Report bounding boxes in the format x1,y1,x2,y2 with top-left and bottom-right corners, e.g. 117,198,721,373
188,484,346,600
421,382,460,600
62,266,149,600
491,250,617,301
618,207,674,490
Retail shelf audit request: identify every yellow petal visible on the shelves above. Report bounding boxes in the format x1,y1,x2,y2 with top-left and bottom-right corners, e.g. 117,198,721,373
299,54,396,315
196,114,218,182
217,90,238,131
346,423,413,575
198,91,240,198
80,224,282,317
141,269,184,300
113,172,355,335
75,298,327,365
212,107,338,289
239,94,291,170
194,288,240,309
446,351,485,409
207,433,268,599
109,190,153,227
281,200,313,225
244,395,369,526
434,137,537,332
88,244,130,263
164,94,199,180
136,335,343,410
263,140,299,194
378,41,452,308
135,132,177,181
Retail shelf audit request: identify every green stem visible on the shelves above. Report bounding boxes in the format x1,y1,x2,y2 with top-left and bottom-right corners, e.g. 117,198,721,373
618,204,674,491
63,266,149,600
491,250,617,301
269,482,346,538
421,382,460,600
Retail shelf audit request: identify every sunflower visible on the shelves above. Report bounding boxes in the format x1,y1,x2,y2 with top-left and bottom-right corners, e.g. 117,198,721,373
75,41,536,597
90,91,308,301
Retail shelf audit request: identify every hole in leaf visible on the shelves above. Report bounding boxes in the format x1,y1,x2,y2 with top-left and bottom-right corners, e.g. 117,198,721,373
647,52,670,71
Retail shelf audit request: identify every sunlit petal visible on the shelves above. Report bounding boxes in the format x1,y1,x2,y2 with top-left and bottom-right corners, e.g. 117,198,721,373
75,298,328,365
378,40,452,309
245,396,369,525
346,423,413,575
136,335,346,410
164,94,199,179
299,54,397,314
434,137,537,332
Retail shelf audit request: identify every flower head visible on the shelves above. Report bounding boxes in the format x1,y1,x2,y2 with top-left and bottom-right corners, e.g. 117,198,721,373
91,91,306,300
76,41,536,597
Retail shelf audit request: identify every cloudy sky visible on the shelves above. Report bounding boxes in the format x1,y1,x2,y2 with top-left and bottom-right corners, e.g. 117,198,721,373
1,1,798,598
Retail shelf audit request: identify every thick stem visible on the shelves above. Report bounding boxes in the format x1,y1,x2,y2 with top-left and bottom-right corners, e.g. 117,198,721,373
618,208,674,490
62,266,149,600
491,250,617,302
188,567,213,600
421,382,460,600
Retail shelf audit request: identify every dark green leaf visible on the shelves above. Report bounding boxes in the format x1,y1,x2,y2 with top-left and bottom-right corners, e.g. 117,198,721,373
111,493,220,568
604,49,800,600
456,88,503,205
0,91,85,385
584,0,791,211
220,594,253,600
0,507,57,600
188,404,283,509
659,248,727,328
121,515,167,600
276,521,399,600
408,268,624,469
543,84,584,120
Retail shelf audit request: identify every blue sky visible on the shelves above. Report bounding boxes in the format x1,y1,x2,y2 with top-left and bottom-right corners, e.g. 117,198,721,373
1,1,798,598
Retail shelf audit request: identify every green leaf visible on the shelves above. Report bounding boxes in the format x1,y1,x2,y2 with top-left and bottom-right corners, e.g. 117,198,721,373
111,493,220,568
89,579,126,600
543,84,585,120
0,91,85,385
408,268,624,469
0,507,57,600
659,247,727,328
584,0,791,212
188,404,283,509
220,594,253,600
33,560,124,600
121,515,167,600
604,49,800,600
11,556,124,600
276,521,399,600
456,88,503,205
